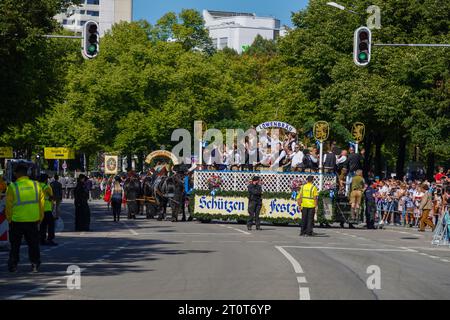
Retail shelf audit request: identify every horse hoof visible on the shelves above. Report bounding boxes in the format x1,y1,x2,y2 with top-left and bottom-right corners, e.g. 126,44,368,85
181,218,186,222
187,217,193,222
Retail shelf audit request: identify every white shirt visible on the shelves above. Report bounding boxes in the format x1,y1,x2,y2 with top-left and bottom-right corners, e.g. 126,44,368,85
337,155,347,165
272,150,287,167
291,151,304,167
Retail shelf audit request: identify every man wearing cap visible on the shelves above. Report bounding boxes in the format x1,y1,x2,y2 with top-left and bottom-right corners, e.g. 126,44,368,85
297,176,318,236
247,176,263,231
6,164,45,273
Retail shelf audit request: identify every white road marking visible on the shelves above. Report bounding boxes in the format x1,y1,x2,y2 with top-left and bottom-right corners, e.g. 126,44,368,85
192,241,211,243
135,232,247,236
275,246,310,300
398,247,418,253
281,246,413,252
275,246,304,273
6,295,25,300
428,256,440,259
297,276,307,284
120,221,139,235
225,226,251,235
441,259,449,262
248,241,267,243
299,287,311,300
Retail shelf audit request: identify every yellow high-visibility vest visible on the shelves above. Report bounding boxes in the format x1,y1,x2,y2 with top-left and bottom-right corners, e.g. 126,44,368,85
40,182,53,212
9,178,41,222
297,183,318,208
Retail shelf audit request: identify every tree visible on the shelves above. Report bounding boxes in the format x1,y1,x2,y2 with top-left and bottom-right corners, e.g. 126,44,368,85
156,9,215,55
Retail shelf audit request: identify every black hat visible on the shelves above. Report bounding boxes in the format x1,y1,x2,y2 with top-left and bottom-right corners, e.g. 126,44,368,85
252,176,261,182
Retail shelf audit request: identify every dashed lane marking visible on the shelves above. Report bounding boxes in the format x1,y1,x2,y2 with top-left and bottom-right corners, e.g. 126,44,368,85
297,276,307,284
275,246,310,300
299,287,311,300
275,246,304,274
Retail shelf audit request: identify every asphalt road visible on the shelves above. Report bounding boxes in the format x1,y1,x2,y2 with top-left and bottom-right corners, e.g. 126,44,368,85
0,200,449,300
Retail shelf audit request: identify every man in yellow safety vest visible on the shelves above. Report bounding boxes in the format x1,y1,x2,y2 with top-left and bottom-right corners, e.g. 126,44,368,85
39,174,57,246
297,176,319,237
6,164,45,273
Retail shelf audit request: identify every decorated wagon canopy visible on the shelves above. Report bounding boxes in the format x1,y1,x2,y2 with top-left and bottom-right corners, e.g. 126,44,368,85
145,150,179,165
255,121,297,133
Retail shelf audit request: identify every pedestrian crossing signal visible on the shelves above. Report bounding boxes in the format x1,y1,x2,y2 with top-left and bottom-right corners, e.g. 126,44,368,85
82,21,99,59
354,26,371,66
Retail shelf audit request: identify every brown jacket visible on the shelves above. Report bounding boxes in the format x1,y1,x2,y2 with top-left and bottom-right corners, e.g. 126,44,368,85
419,192,432,210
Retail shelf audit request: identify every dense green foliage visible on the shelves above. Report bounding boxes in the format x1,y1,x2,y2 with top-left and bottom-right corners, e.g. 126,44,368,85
1,1,448,175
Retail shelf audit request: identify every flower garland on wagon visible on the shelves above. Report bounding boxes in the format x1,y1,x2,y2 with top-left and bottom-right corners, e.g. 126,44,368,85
290,177,304,200
207,174,223,196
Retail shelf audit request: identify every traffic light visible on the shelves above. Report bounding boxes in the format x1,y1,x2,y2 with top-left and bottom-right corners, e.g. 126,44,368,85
353,26,371,66
82,21,99,59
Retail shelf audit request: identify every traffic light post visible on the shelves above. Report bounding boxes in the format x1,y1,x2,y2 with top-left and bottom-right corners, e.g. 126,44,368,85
82,21,99,59
353,27,371,67
41,21,100,59
353,27,449,67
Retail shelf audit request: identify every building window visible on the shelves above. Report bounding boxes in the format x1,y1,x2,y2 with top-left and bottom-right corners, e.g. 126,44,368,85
62,19,68,25
79,10,85,15
87,10,99,17
212,38,218,48
219,37,228,49
86,0,99,4
79,20,87,26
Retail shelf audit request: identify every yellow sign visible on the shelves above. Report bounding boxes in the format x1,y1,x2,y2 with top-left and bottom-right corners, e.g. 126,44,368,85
145,150,179,165
0,147,13,158
44,147,75,160
194,195,317,221
104,155,119,175
351,122,365,142
313,121,330,142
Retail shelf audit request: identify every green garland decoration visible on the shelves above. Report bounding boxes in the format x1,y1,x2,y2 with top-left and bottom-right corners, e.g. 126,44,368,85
188,189,336,225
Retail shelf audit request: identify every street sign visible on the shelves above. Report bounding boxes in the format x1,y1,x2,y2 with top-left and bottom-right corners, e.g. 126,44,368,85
0,147,13,158
44,147,76,160
313,121,330,142
351,122,365,142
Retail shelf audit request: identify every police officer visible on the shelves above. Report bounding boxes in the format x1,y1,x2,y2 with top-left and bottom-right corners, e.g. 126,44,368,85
6,164,45,272
247,176,263,231
39,174,57,246
364,182,377,229
297,176,318,236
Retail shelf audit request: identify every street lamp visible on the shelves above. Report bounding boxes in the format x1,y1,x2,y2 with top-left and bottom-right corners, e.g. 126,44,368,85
326,2,361,15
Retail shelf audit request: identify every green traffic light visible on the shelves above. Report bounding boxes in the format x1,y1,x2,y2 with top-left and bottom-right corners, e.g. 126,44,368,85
87,45,97,54
358,52,367,61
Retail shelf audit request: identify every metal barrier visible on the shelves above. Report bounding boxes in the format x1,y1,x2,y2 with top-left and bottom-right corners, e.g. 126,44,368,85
193,170,337,193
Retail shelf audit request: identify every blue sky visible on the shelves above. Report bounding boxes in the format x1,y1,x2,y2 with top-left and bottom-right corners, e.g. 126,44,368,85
132,0,309,27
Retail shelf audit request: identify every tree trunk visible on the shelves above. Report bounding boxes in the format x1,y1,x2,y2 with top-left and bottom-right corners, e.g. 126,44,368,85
396,133,407,180
85,154,90,172
426,152,435,181
127,153,132,171
374,135,383,177
363,132,373,179
137,151,144,172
